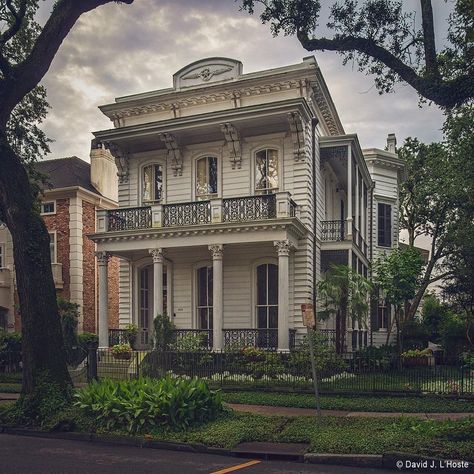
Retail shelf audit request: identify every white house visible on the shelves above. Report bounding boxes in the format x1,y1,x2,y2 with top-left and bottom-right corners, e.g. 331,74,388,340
89,57,404,351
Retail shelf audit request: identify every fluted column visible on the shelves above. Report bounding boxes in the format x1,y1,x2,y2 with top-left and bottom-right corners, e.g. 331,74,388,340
274,240,291,351
149,249,164,321
96,251,110,348
209,244,223,351
346,144,353,237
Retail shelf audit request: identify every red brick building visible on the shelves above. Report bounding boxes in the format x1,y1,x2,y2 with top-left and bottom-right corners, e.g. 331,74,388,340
0,156,119,334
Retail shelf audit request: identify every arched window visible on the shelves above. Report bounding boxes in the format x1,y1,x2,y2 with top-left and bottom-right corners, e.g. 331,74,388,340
197,266,213,329
196,156,218,200
255,149,278,194
142,164,163,203
256,263,278,329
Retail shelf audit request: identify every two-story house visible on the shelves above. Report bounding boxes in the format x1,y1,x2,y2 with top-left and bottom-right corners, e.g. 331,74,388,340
0,156,119,334
89,57,404,351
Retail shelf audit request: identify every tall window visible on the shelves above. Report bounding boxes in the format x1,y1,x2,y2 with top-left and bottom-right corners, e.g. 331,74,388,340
197,266,213,329
48,232,56,263
143,164,163,202
377,203,392,247
139,267,150,344
377,298,391,330
196,157,218,199
255,149,278,193
256,263,278,329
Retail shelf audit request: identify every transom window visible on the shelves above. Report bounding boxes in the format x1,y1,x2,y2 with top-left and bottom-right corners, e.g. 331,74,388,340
255,149,279,193
197,266,213,330
256,263,278,329
143,164,163,203
196,156,218,199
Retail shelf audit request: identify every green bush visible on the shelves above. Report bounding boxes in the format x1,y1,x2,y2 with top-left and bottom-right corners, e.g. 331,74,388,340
74,376,222,433
0,330,21,352
153,314,175,351
174,332,208,352
77,332,98,350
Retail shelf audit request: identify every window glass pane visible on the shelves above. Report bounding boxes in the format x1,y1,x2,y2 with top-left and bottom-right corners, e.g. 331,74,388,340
42,202,55,213
207,267,213,304
197,267,207,306
209,157,218,194
199,308,208,329
49,233,55,263
143,165,152,201
268,306,278,328
267,149,278,189
257,264,267,305
257,307,267,329
196,158,207,197
255,151,267,190
208,308,213,329
267,264,278,305
154,164,163,201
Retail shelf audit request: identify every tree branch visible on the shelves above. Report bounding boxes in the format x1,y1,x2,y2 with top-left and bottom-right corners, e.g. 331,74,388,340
420,0,440,79
0,0,27,45
0,0,134,126
296,31,473,108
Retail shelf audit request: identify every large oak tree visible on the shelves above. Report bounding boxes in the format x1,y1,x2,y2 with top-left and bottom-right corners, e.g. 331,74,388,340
0,0,133,412
241,0,473,108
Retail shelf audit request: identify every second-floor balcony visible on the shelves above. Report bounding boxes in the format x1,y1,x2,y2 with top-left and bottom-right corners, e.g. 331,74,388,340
97,192,298,233
321,220,368,256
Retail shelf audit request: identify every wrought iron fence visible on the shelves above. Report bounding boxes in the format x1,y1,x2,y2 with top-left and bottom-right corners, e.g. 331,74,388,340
0,351,21,374
109,329,130,346
162,201,211,227
107,207,152,231
321,220,345,241
223,195,276,223
90,349,474,396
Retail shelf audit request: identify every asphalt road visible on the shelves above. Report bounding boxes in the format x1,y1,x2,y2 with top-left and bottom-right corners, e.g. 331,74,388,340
0,434,396,474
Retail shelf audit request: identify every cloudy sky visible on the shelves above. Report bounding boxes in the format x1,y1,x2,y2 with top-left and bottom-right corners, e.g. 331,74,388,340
38,0,450,161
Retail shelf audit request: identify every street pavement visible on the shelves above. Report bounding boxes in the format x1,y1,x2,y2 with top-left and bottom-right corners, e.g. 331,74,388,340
0,434,395,474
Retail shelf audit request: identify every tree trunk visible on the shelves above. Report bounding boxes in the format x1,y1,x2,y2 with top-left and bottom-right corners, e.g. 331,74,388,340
0,131,71,395
335,310,342,354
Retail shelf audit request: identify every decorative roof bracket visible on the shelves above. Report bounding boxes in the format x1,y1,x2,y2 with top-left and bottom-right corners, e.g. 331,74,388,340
220,122,241,169
160,132,183,176
287,112,306,161
101,140,129,183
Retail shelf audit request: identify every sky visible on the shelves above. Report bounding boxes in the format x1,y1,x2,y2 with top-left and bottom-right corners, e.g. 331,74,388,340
37,0,451,161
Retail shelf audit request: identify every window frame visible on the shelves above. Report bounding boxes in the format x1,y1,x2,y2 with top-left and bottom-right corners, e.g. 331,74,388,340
40,200,56,216
255,262,279,330
194,155,219,201
377,202,392,248
254,148,280,195
196,265,213,330
141,162,164,204
377,297,390,330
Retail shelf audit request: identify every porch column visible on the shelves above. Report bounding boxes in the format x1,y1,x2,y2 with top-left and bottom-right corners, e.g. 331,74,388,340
355,166,360,231
274,240,291,351
346,144,353,238
96,251,110,348
150,249,164,319
209,244,223,351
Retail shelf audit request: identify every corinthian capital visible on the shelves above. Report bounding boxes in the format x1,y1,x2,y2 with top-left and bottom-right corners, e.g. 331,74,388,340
274,239,292,257
209,244,223,260
96,251,110,265
149,248,165,263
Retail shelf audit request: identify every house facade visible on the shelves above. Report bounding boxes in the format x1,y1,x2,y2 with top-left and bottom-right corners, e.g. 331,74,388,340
89,57,404,350
0,156,119,334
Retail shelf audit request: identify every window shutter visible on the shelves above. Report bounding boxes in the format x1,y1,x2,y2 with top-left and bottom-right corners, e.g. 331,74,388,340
384,205,392,247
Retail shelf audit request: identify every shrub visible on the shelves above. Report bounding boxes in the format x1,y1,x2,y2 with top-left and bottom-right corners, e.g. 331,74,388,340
153,313,175,351
74,376,222,433
77,332,98,350
401,348,432,358
124,324,138,349
174,332,208,352
110,343,132,357
0,330,21,352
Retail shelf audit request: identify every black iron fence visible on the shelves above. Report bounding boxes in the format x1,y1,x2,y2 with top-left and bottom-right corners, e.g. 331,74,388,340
109,328,130,346
163,200,211,227
90,349,474,396
321,220,345,241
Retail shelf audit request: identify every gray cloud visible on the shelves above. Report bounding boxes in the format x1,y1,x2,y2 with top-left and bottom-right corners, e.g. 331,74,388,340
39,0,446,160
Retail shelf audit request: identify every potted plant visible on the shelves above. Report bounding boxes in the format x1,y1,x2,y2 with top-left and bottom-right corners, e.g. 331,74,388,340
111,343,132,360
124,323,138,349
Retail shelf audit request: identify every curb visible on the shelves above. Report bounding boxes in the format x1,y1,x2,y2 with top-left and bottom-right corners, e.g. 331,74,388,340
1,427,473,471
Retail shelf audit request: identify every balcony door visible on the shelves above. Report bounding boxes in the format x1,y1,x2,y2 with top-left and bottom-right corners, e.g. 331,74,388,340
138,265,168,347
256,263,278,348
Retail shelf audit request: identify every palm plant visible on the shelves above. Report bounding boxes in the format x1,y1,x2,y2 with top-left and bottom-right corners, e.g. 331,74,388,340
317,265,373,353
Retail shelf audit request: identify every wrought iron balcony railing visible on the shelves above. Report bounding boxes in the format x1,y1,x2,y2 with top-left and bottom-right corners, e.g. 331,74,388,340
171,329,213,350
321,220,345,241
162,201,211,227
222,194,276,223
99,193,298,232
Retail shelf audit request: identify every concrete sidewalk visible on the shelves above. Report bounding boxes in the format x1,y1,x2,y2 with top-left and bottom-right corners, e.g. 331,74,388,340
226,403,474,420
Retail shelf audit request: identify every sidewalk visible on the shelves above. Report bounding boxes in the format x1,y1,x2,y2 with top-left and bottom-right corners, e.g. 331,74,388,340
226,403,474,420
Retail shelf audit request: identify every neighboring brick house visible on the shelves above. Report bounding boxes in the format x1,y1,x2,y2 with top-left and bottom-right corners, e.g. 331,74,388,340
0,155,119,334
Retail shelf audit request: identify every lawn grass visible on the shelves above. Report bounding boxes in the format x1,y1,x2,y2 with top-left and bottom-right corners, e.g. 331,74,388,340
0,383,21,393
222,391,474,413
